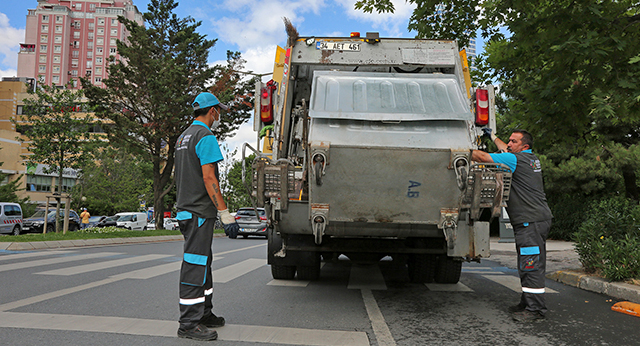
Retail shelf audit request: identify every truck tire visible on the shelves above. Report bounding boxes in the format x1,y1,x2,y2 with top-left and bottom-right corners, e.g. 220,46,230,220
408,254,436,283
434,256,462,284
271,265,296,280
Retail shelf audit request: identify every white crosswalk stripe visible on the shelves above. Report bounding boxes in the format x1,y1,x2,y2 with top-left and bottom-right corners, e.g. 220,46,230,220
35,254,174,275
0,252,121,273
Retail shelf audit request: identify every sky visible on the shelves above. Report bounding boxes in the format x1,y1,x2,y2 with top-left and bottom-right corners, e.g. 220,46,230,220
0,0,481,161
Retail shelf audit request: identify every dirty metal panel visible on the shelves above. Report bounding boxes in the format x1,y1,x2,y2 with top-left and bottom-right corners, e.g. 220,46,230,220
309,146,462,224
292,38,458,67
309,71,471,122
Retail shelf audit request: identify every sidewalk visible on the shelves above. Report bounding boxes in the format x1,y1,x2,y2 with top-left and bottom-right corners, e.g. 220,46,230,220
490,237,640,305
1,235,638,305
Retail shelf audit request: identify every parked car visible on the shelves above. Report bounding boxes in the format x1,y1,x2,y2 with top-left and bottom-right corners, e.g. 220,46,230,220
115,212,148,230
164,218,179,230
0,202,23,235
22,208,81,233
91,216,118,228
234,207,267,239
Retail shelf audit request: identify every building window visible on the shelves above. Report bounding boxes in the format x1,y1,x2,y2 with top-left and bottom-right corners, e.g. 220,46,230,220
88,32,94,40
110,48,116,54
26,175,52,192
40,34,48,43
55,25,62,33
95,67,102,75
73,41,79,48
74,21,81,28
54,35,62,43
52,75,60,83
88,22,94,30
41,24,48,32
86,61,93,69
72,50,79,58
96,47,103,55
52,65,60,73
73,31,80,39
56,16,63,23
16,105,24,115
110,38,117,46
89,4,96,11
111,28,118,36
40,44,47,52
87,51,93,58
87,42,93,49
95,77,102,83
97,28,104,35
72,70,78,76
96,57,102,64
111,18,117,25
71,59,78,67
96,38,103,45
39,65,46,73
53,55,60,63
39,55,47,63
75,3,82,11
54,45,61,53
98,18,105,25
42,15,49,22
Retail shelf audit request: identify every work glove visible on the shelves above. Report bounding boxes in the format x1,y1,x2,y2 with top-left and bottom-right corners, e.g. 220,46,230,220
482,127,498,141
219,209,239,238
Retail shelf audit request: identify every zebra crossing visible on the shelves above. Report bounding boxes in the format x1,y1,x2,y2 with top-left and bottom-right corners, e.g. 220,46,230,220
0,245,558,345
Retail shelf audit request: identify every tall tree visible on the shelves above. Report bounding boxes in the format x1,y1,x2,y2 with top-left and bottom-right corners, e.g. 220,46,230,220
82,0,254,229
17,81,94,232
71,147,153,216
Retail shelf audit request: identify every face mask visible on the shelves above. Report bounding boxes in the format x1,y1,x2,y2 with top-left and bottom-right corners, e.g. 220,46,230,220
210,108,220,130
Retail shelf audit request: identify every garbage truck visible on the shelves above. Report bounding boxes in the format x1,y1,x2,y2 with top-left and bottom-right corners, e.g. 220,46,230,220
242,32,511,283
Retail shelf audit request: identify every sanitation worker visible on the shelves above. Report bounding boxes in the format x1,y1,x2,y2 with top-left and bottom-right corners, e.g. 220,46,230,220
472,129,553,322
174,92,240,340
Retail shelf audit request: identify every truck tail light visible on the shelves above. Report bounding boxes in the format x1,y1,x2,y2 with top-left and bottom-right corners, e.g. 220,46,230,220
475,89,489,126
260,216,267,221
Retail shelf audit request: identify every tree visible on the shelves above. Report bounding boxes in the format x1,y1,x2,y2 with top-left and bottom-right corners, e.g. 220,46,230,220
71,147,153,216
17,81,94,232
82,0,254,229
218,145,254,213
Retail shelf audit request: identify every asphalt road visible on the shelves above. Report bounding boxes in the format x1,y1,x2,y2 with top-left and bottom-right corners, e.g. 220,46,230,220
0,237,637,346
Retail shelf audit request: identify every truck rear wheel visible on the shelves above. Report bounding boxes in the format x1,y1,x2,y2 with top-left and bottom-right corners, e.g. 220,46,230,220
296,253,321,280
434,256,462,284
271,265,296,280
408,254,436,283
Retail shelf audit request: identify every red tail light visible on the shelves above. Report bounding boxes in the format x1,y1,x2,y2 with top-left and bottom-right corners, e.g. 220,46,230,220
260,216,267,221
235,215,241,220
475,89,489,126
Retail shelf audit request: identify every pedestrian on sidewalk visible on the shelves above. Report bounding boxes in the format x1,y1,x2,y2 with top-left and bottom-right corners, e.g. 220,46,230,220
472,129,553,322
174,92,240,341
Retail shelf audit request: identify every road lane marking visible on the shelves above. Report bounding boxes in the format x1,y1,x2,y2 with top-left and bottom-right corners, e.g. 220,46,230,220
361,288,395,346
482,274,558,293
216,243,266,257
213,258,265,283
0,252,121,273
348,264,387,291
0,312,370,345
35,254,174,275
0,250,73,261
111,261,181,280
425,282,473,292
267,279,310,287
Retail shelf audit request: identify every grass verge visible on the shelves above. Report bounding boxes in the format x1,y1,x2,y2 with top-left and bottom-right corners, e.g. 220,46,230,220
3,227,225,242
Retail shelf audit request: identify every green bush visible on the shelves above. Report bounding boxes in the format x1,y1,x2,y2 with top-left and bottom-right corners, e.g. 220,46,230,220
574,196,640,281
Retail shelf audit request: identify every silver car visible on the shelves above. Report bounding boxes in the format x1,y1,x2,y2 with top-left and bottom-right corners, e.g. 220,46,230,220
233,207,267,239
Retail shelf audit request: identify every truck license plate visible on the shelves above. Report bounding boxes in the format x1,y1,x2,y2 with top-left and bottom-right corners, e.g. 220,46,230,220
316,41,360,52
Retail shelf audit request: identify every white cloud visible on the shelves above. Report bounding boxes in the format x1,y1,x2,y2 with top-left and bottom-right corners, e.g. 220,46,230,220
221,118,259,162
0,13,25,76
0,68,17,78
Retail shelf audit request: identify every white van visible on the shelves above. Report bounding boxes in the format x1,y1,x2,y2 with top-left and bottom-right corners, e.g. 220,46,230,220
0,202,22,235
115,212,148,230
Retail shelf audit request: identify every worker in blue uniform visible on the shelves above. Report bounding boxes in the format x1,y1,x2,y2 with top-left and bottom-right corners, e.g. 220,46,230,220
472,129,553,322
174,92,240,340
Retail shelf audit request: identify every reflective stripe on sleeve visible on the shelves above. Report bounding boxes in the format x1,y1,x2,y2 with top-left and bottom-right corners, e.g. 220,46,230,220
522,287,545,294
179,297,205,305
204,288,213,296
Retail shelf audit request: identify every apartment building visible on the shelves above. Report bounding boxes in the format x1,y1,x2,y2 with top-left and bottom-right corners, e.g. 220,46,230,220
17,0,143,88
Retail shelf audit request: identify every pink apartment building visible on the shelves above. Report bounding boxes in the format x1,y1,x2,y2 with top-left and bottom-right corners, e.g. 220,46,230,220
17,0,143,88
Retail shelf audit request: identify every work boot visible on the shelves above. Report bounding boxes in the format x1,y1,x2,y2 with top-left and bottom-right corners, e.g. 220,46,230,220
201,313,226,328
512,310,545,322
177,324,218,341
507,303,526,313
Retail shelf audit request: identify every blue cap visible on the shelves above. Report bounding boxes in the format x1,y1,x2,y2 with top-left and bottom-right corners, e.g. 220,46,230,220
192,92,229,111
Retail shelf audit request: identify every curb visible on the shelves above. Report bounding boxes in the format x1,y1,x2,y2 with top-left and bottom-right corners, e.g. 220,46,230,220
547,270,640,305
